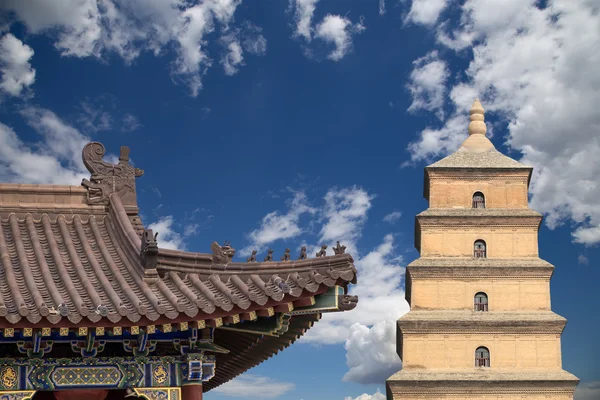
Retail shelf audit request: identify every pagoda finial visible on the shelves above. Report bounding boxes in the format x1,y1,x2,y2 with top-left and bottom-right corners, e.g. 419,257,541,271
468,98,486,136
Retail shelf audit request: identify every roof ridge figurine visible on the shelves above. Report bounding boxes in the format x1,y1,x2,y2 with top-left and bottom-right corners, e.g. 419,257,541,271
264,249,274,262
247,250,258,262
316,245,327,257
281,248,291,261
140,229,159,270
333,241,346,255
211,241,236,265
298,246,307,260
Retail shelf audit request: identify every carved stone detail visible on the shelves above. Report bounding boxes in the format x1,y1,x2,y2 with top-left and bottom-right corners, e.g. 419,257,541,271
81,142,144,207
264,249,274,262
298,246,307,260
247,250,258,262
333,241,346,255
211,241,236,265
140,229,159,270
316,245,327,257
281,248,291,261
338,294,358,311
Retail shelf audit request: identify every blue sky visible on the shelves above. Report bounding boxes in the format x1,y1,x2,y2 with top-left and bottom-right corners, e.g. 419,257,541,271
0,1,599,399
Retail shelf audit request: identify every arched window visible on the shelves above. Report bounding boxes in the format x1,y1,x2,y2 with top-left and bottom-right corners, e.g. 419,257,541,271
474,292,488,312
474,240,487,258
473,192,485,208
475,347,490,367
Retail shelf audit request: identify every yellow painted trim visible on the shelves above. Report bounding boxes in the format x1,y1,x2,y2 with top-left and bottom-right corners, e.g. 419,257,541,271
0,390,36,400
134,387,181,400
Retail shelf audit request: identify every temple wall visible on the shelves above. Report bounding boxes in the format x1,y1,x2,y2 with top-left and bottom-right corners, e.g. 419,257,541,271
419,227,539,258
427,175,529,209
409,278,551,311
401,334,562,370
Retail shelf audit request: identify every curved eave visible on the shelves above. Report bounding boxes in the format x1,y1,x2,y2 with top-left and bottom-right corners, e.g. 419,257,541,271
205,313,321,392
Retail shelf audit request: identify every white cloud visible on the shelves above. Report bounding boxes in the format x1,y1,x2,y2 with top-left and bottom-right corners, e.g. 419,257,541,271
407,50,449,119
405,0,600,244
383,211,402,224
291,0,319,41
343,320,402,384
345,389,386,400
221,35,244,76
0,106,90,184
0,33,35,98
318,186,374,255
405,113,468,164
578,254,589,266
405,0,449,26
0,0,264,96
315,14,365,61
575,381,600,400
379,0,386,16
213,374,295,398
240,191,316,256
291,0,365,61
147,216,185,251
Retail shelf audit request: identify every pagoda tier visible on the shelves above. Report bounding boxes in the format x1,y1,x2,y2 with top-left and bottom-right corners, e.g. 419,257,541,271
0,142,359,400
386,100,578,399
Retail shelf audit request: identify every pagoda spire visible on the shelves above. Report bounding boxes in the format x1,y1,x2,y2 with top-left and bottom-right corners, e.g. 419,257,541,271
468,98,486,136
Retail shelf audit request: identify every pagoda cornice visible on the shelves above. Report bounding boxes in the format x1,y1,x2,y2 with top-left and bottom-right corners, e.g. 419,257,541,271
398,311,566,335
407,257,554,279
387,369,578,397
416,208,542,228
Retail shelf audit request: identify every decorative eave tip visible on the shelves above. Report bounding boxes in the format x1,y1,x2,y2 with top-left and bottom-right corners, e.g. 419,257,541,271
468,98,487,136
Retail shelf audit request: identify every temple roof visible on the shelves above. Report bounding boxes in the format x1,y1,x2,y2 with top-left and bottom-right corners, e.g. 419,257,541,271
0,142,358,328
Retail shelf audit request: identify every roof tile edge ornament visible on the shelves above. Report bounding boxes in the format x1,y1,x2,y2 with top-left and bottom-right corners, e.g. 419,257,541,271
339,294,358,311
141,229,159,270
211,241,236,265
81,141,144,211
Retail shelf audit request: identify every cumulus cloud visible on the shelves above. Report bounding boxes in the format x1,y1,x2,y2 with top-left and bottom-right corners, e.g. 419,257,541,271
405,0,600,244
240,191,316,256
315,15,365,61
383,211,402,224
407,50,449,119
405,0,449,26
0,33,35,98
213,374,295,398
290,0,365,60
0,105,92,185
343,320,402,384
0,0,265,96
345,389,386,400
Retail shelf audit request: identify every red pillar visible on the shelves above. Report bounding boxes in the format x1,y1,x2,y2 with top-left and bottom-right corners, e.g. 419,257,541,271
181,384,202,400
